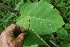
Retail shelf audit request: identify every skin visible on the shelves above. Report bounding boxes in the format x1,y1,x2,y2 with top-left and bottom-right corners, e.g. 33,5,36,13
0,24,26,47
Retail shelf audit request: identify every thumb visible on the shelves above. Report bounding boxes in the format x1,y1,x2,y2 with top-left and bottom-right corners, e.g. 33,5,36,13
16,33,26,42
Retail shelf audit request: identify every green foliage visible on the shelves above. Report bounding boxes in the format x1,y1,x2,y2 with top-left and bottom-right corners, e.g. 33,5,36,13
60,41,70,47
56,28,68,39
23,44,39,47
43,0,52,3
17,1,64,35
0,0,20,33
0,0,70,47
65,23,70,29
54,0,70,23
23,29,49,47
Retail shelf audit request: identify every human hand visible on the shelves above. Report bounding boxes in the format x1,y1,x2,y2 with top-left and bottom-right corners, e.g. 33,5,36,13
0,24,26,47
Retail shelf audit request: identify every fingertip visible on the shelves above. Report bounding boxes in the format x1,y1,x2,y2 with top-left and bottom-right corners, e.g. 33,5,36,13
6,24,16,30
11,24,16,26
17,33,26,41
19,33,26,39
10,24,17,28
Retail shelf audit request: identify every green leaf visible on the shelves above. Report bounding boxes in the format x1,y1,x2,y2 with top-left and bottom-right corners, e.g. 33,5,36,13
60,41,70,47
23,29,50,46
56,28,68,39
65,23,70,29
68,18,70,23
16,1,64,35
54,0,60,2
43,0,52,3
56,2,66,7
15,0,24,11
23,44,39,47
5,0,12,1
66,11,70,16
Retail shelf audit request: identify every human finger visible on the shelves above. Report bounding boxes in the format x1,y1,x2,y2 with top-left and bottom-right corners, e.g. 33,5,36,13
16,33,26,42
